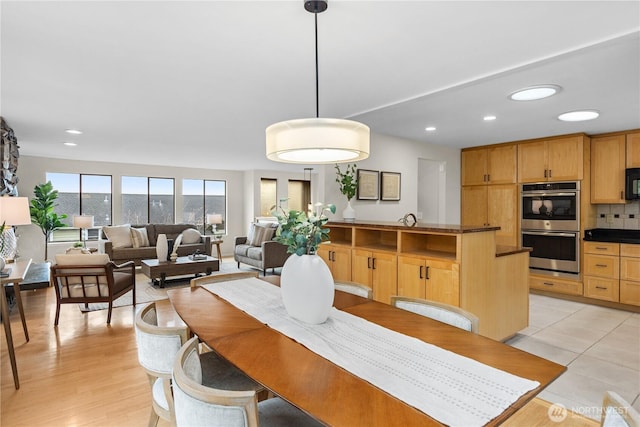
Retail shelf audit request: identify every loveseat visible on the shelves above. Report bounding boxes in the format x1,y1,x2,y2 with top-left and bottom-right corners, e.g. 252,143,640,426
99,224,211,266
234,222,290,275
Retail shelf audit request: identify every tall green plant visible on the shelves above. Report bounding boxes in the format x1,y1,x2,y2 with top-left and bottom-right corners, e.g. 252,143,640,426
335,163,358,201
29,181,67,260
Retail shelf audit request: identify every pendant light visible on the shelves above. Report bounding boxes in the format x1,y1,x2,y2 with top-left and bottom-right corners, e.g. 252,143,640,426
266,0,370,164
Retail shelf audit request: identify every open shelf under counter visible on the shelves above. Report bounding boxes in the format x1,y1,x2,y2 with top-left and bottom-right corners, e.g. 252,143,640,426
323,224,353,246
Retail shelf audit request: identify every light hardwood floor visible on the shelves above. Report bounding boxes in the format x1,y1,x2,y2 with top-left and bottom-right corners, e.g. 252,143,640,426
1,285,171,426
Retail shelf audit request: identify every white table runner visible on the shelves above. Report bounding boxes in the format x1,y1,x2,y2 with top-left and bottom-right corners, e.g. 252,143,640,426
203,278,539,426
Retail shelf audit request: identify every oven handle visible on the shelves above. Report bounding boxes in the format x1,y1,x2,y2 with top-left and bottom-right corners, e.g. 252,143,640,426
521,192,577,197
522,231,577,238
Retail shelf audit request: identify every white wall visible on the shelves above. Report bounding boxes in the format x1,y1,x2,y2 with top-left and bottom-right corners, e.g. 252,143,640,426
323,133,461,224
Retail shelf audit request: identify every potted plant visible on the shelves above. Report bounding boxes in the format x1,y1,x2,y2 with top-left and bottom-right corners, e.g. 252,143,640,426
335,163,357,221
29,181,67,260
272,202,336,324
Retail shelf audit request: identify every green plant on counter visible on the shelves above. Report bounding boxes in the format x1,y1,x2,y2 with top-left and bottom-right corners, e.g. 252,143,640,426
271,202,336,256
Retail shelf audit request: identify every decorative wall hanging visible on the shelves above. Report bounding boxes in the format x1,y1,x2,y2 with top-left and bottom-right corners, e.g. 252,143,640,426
380,171,401,201
357,169,379,200
0,117,20,196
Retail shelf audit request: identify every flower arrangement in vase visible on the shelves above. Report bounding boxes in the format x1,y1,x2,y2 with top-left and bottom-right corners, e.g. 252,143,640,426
272,201,336,324
335,163,357,221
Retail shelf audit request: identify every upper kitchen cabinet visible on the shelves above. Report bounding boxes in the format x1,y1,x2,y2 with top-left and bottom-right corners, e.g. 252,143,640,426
518,135,586,183
461,144,516,186
627,131,640,168
591,134,626,204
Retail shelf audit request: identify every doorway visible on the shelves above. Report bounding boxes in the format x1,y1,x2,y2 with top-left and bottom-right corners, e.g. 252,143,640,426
418,158,446,223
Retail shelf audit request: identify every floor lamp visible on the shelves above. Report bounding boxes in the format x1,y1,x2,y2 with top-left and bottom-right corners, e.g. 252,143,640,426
0,196,32,268
73,215,94,248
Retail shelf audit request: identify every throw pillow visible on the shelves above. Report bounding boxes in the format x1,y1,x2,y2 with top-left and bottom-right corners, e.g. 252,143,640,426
130,227,150,248
103,224,133,249
249,224,277,247
180,228,202,244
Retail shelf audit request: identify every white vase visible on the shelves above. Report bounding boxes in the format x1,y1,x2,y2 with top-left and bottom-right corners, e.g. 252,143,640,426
156,234,168,261
0,257,5,273
280,254,335,324
343,200,356,222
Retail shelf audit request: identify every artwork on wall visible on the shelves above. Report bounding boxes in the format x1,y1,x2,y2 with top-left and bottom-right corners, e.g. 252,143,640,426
0,117,20,196
380,171,401,201
356,169,379,200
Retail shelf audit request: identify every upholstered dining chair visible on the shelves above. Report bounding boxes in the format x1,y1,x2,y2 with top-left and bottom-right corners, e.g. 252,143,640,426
334,281,373,299
390,296,480,334
50,253,135,325
601,391,640,427
173,337,324,427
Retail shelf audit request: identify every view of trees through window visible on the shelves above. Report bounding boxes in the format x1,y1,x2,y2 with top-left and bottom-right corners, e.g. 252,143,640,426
121,177,175,225
182,179,226,234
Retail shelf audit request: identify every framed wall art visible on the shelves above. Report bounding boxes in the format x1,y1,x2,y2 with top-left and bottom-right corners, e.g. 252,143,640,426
356,169,379,200
380,171,401,201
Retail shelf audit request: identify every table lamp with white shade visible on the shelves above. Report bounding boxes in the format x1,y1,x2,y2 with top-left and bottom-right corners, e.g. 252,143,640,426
73,215,94,248
206,214,223,238
0,196,32,273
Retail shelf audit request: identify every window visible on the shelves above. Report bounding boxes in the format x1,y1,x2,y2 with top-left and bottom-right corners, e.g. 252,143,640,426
122,176,175,225
288,179,311,212
182,179,226,234
46,173,112,242
260,178,277,216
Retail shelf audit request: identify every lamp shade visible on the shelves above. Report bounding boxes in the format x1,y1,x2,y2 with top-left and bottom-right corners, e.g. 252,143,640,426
266,118,370,164
73,215,94,229
0,196,31,226
206,214,223,225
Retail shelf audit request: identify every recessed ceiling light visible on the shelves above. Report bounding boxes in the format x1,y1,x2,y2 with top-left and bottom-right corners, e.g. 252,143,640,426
509,84,561,101
557,110,600,122
63,142,77,146
483,115,497,121
425,126,436,131
65,128,83,135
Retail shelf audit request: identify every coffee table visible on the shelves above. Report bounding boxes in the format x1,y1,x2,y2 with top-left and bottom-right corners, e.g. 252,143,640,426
141,255,219,288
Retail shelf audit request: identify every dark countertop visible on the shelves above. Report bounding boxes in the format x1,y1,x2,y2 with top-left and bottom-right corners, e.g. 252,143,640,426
496,245,532,257
584,228,640,244
327,220,500,234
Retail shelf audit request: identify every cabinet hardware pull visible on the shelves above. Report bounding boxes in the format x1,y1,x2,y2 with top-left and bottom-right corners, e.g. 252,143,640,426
487,174,490,182
425,266,430,280
621,191,624,200
595,247,607,250
372,258,377,270
543,282,554,286
419,265,424,279
367,257,371,269
595,264,607,267
549,170,552,178
331,251,335,262
595,286,608,290
544,170,547,178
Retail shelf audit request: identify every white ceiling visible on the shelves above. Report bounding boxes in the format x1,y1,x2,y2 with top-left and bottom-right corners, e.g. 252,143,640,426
2,1,639,172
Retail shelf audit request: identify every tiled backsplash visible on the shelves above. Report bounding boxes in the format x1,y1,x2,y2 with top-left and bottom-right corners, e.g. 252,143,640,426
596,201,640,229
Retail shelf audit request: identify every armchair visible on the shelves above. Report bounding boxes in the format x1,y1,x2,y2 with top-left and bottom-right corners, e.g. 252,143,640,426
234,223,290,276
51,254,136,325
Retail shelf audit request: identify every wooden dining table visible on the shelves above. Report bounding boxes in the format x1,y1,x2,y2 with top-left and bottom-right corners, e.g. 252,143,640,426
166,282,566,426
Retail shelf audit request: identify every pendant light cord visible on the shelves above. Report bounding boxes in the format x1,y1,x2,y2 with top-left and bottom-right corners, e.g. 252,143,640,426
314,12,319,118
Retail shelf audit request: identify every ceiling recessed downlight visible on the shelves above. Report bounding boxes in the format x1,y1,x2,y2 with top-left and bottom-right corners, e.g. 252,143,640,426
509,84,561,101
65,128,83,135
557,110,600,122
63,142,77,146
483,115,497,121
425,126,436,131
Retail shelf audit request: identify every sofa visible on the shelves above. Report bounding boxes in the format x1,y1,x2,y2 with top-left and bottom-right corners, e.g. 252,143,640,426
234,222,290,275
99,224,211,266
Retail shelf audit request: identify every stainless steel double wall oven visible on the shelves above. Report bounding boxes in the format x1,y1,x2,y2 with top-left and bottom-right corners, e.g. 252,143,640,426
521,181,580,277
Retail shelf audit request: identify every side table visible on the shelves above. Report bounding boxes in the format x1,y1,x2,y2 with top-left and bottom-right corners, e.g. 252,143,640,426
1,259,32,389
212,239,223,260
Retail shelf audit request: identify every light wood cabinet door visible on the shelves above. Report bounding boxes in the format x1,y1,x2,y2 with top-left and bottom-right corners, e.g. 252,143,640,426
461,186,488,227
546,136,583,181
584,276,619,302
518,141,547,182
319,244,352,282
627,132,640,168
621,256,640,282
591,135,626,203
352,248,373,286
487,145,517,184
584,253,619,278
487,184,519,247
371,251,397,304
425,258,460,307
461,149,488,186
397,256,425,299
620,280,640,306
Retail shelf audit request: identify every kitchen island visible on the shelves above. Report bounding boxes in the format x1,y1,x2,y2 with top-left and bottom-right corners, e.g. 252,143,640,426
321,220,531,341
